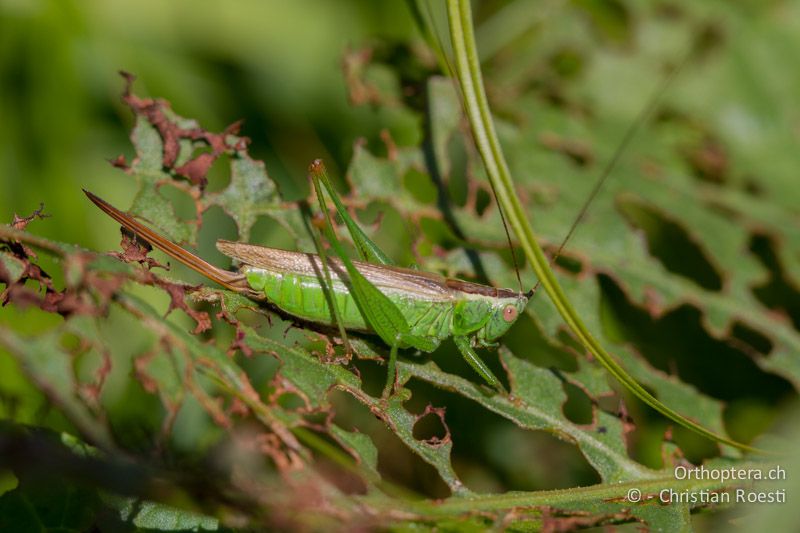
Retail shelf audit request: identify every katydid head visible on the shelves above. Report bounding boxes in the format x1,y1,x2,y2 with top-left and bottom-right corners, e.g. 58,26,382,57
477,292,528,345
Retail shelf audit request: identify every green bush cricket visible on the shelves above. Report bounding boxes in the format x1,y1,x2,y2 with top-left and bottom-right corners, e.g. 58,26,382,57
84,169,528,397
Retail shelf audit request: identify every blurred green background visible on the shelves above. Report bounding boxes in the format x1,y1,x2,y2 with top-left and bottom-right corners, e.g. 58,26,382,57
0,0,418,246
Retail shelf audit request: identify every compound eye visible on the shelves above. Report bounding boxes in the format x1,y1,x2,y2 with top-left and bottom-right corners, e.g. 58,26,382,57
502,304,518,323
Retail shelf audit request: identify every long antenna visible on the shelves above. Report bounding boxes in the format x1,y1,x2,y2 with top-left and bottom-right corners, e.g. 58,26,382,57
495,193,524,292
530,50,691,296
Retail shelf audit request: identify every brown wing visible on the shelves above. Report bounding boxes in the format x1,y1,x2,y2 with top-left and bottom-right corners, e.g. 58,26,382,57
216,240,453,302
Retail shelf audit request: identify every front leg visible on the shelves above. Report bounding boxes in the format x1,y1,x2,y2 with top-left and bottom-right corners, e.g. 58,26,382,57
454,336,507,394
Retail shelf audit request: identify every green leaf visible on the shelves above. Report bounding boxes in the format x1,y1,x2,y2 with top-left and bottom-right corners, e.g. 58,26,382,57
400,353,654,484
204,153,280,243
0,251,26,284
121,500,218,531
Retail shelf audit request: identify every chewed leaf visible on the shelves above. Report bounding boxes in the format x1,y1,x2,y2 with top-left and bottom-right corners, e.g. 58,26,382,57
329,425,380,481
0,326,114,450
130,177,193,243
401,354,654,484
204,154,279,242
117,75,313,254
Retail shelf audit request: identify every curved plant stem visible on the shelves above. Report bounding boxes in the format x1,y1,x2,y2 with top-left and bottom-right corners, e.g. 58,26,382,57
362,462,773,517
445,0,765,455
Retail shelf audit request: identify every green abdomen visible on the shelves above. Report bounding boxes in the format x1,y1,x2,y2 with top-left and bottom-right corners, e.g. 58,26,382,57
244,267,368,330
243,266,454,344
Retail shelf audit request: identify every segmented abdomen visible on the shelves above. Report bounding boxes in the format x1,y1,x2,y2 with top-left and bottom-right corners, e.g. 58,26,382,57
243,266,454,349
